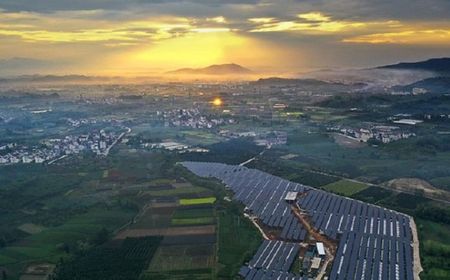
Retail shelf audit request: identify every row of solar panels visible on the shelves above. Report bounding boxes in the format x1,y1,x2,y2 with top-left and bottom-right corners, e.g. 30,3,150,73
181,162,415,280
329,231,414,280
239,267,306,280
298,189,410,239
182,161,309,242
248,240,300,271
296,189,414,279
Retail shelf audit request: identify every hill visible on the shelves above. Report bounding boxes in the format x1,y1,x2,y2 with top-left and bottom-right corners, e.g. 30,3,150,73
167,63,252,75
378,58,450,73
391,76,450,94
251,77,347,86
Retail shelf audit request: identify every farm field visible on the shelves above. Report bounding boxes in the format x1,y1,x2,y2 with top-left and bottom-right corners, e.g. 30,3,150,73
179,197,216,206
0,207,135,278
53,236,162,280
322,179,368,196
147,244,215,272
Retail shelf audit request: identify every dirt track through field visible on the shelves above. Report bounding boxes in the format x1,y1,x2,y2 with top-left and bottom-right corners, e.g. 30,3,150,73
410,218,423,280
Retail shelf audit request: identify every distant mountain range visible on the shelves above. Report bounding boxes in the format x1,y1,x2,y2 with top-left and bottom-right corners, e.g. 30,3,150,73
378,57,450,73
252,77,366,87
167,63,252,75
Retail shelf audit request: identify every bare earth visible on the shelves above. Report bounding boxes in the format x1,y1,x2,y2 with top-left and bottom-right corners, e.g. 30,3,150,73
410,218,423,280
332,133,366,149
114,225,215,239
384,178,450,203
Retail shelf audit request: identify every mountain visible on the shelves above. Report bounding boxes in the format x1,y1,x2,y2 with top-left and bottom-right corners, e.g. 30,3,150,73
391,77,450,94
167,63,252,75
252,77,335,86
378,58,450,73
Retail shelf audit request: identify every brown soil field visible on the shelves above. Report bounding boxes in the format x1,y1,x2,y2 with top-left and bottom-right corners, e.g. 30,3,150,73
115,225,215,239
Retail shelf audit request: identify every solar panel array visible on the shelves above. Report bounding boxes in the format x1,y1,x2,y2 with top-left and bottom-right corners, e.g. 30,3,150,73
182,161,309,242
298,189,414,280
239,266,305,280
181,161,415,280
238,240,304,280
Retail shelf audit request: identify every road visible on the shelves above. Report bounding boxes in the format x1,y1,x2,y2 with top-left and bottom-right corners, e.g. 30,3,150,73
240,145,270,166
291,204,336,280
102,126,131,156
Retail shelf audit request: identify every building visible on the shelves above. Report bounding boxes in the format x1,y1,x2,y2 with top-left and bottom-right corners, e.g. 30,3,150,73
316,242,326,257
311,257,322,271
285,191,298,202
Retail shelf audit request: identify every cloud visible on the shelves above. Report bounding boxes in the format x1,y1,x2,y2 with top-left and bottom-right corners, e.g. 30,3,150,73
249,12,368,33
0,10,231,44
206,16,227,24
343,29,450,45
0,0,260,13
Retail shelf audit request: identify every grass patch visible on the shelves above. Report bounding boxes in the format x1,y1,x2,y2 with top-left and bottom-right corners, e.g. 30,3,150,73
322,179,368,196
179,197,216,206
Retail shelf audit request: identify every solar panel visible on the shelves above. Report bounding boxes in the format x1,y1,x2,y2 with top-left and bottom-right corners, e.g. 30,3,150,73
181,162,416,280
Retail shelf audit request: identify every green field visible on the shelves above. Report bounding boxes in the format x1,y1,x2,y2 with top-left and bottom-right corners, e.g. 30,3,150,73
217,202,262,279
0,207,135,275
322,179,369,196
179,197,216,206
172,207,214,220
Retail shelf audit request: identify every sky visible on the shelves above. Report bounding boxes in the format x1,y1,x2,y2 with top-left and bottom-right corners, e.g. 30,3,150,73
0,0,449,76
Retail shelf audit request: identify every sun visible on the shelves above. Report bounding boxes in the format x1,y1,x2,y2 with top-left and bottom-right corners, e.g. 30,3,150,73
212,97,223,106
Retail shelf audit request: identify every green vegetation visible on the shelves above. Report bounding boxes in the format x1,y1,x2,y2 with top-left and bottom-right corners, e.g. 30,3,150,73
322,179,368,196
0,206,135,272
249,158,340,188
350,186,392,204
217,202,262,279
417,220,450,280
54,237,162,280
180,197,216,206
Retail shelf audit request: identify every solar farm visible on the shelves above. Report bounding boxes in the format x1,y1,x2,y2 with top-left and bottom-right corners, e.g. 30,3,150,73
181,161,418,280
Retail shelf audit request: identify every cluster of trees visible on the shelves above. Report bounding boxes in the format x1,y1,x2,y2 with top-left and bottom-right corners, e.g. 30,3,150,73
52,237,162,280
182,138,264,165
415,205,450,225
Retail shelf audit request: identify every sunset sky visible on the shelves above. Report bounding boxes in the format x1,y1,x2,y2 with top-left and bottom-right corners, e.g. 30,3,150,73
1,0,449,76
